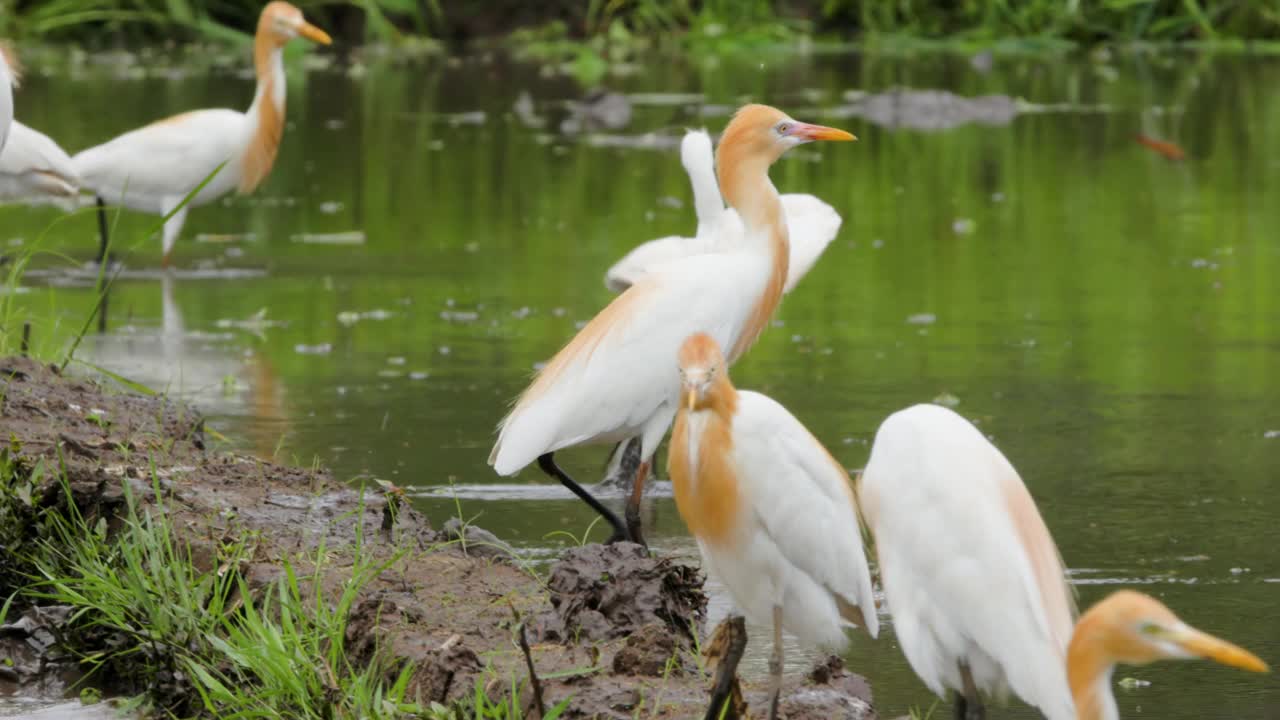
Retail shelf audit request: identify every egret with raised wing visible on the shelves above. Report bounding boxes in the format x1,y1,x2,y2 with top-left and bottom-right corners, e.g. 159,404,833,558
71,1,330,267
604,128,843,294
669,333,878,720
489,105,855,545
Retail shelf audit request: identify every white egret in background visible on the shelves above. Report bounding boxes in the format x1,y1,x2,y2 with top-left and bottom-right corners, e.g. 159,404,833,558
670,333,878,720
1,44,19,156
604,129,842,294
859,403,1078,720
1065,590,1267,719
0,122,80,201
489,105,855,545
71,1,330,267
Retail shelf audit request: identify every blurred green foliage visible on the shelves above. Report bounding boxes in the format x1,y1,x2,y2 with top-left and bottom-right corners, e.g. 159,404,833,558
2,0,1278,46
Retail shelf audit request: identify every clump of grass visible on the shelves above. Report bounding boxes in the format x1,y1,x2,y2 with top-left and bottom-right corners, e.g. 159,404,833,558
21,469,424,717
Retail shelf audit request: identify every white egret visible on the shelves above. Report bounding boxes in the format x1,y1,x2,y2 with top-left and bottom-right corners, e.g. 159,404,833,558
489,105,855,545
71,1,330,267
859,403,1077,720
1,43,18,155
669,333,878,720
604,129,843,294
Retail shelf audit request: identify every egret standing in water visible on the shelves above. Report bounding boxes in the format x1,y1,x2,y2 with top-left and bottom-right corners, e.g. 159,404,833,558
72,1,330,267
669,333,878,720
1065,590,1267,719
490,105,855,545
604,129,842,294
858,403,1079,720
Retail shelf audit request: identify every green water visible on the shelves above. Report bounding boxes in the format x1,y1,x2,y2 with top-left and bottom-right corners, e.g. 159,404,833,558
4,47,1280,718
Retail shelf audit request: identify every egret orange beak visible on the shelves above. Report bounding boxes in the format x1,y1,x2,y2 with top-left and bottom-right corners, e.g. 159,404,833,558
684,387,697,411
1169,625,1269,673
298,21,332,45
791,122,856,143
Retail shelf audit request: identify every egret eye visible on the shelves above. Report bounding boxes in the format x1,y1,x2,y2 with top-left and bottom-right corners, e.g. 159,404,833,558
1137,621,1165,638
777,122,791,136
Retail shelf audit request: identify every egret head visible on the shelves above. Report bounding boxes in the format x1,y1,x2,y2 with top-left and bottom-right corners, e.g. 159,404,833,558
260,1,332,46
677,333,727,411
1072,590,1268,672
717,104,854,170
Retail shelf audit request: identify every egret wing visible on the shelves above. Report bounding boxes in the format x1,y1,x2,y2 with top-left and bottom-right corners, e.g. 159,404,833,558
778,193,841,293
730,391,880,637
492,252,767,475
72,109,244,202
859,403,1074,720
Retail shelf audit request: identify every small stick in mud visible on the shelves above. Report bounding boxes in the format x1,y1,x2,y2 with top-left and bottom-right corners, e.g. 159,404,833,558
20,321,30,356
510,603,546,717
703,615,748,720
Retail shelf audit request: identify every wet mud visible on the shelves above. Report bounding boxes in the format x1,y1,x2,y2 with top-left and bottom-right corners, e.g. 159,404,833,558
0,357,878,718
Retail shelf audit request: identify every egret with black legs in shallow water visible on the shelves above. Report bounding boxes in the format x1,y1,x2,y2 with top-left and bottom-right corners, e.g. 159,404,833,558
489,104,855,546
669,333,878,720
71,1,330,267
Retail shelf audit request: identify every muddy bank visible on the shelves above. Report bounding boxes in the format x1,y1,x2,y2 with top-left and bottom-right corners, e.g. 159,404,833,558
0,357,877,718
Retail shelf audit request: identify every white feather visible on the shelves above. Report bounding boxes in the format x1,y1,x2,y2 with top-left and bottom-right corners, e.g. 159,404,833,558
604,129,842,294
491,249,772,475
0,51,12,157
859,404,1074,720
0,120,80,200
698,390,879,648
72,109,250,214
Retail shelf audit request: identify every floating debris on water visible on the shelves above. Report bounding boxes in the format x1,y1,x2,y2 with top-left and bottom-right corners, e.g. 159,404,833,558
907,313,937,325
953,218,977,235
215,309,287,337
1117,677,1151,690
195,232,257,243
933,392,961,408
319,201,344,214
440,310,480,323
1264,430,1280,439
1135,134,1186,161
337,309,394,326
409,371,429,381
291,231,366,245
387,357,406,366
295,343,333,355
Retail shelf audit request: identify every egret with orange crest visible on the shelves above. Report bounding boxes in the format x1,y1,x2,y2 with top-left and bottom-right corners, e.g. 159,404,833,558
604,128,842,294
490,105,855,545
72,1,331,267
670,332,878,720
1065,589,1267,719
859,404,1269,719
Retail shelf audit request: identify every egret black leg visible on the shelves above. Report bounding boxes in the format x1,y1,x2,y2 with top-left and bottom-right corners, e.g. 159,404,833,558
94,196,110,264
703,615,747,720
538,452,630,544
601,437,642,489
957,662,985,720
625,461,649,549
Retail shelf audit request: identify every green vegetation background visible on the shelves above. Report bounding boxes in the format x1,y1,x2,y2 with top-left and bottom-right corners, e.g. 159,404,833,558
3,0,1279,48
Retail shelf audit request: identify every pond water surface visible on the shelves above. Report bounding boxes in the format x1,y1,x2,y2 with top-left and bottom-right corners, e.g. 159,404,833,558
4,46,1280,718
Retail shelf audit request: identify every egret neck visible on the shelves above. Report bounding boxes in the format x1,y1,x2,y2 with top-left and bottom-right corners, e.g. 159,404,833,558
241,17,289,194
716,137,789,362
